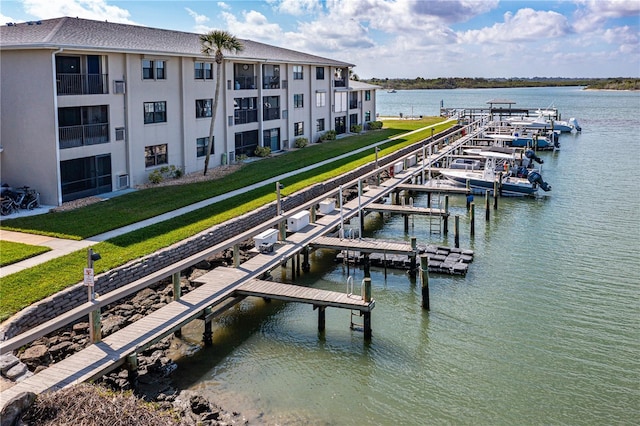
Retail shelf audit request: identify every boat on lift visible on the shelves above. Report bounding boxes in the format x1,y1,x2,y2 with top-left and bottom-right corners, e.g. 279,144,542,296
439,150,551,197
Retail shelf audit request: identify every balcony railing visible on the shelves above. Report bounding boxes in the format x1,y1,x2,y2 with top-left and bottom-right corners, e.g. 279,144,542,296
234,76,257,90
234,109,258,125
59,123,109,149
263,107,280,121
56,74,109,95
262,76,280,89
334,78,346,88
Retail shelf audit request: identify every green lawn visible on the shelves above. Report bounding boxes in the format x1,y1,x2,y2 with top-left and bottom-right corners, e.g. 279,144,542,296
0,118,454,321
0,241,51,266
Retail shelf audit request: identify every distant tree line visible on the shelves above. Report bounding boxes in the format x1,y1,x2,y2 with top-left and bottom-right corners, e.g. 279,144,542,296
360,77,639,91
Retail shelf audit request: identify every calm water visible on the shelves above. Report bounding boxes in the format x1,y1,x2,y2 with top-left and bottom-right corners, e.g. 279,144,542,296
172,87,640,425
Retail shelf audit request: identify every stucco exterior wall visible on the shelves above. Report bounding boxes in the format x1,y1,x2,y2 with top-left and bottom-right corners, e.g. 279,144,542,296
0,50,59,205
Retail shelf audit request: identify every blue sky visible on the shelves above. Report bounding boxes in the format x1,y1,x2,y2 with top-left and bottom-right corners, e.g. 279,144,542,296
2,0,639,78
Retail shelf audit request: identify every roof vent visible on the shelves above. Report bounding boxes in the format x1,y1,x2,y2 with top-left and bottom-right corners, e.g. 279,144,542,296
6,22,15,26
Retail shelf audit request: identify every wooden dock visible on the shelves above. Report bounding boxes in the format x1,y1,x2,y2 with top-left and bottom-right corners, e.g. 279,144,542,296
398,183,470,195
365,202,447,216
310,236,413,255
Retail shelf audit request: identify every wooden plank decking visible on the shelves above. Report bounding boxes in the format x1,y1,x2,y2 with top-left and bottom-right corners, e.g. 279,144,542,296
236,279,374,312
310,236,413,255
365,202,447,216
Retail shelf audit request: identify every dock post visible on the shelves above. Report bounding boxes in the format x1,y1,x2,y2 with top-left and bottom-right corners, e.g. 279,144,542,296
454,215,460,248
125,353,138,381
420,254,430,310
303,246,310,272
172,272,181,301
493,180,499,210
443,195,449,235
364,277,372,303
404,214,409,232
410,237,417,277
363,313,372,340
363,254,371,278
310,204,317,223
296,252,302,276
291,254,296,279
470,203,475,237
203,307,213,346
279,219,287,241
233,244,240,267
485,190,490,221
317,305,326,332
427,192,431,208
498,172,503,197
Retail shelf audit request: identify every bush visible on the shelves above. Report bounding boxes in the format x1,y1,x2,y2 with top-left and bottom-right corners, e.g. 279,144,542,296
318,130,337,142
254,146,271,157
294,137,308,148
367,121,383,130
236,154,248,163
148,165,182,184
350,124,362,133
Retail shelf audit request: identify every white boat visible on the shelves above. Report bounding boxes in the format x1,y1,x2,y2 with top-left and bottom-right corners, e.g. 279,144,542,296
506,115,579,133
440,151,551,196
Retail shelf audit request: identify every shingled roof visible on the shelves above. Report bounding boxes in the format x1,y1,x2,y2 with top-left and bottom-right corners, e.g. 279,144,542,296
0,17,353,67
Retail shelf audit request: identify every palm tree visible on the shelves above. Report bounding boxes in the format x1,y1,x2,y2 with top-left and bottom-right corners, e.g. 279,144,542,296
200,30,244,175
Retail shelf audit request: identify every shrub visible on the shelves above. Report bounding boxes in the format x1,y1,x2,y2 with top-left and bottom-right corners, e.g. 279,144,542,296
367,121,383,130
236,154,248,163
350,124,362,133
294,137,309,148
147,165,182,184
318,130,337,142
254,146,271,157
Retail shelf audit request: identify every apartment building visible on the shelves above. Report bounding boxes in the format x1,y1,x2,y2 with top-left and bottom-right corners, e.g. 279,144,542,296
0,17,378,205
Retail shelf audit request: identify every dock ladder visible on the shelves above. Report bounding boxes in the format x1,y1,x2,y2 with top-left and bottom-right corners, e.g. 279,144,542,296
429,191,443,235
346,276,364,331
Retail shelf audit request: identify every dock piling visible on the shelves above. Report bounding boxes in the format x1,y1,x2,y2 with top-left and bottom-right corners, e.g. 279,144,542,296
420,255,430,310
454,215,460,248
470,203,475,237
485,190,490,221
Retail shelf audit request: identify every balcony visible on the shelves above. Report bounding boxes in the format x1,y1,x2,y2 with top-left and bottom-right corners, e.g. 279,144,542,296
56,74,109,95
234,76,257,90
263,107,280,121
234,109,258,125
262,76,280,89
59,123,109,149
334,78,346,88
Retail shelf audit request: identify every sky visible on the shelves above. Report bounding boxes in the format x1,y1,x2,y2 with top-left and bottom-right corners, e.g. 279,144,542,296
1,0,639,79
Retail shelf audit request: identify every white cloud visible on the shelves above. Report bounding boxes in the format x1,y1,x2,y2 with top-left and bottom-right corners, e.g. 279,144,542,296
1,13,17,24
459,8,571,43
21,0,135,24
185,7,210,33
274,0,323,16
222,10,283,42
573,0,640,32
217,2,231,11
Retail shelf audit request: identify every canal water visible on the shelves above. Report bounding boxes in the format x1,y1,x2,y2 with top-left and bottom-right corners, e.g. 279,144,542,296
171,87,639,425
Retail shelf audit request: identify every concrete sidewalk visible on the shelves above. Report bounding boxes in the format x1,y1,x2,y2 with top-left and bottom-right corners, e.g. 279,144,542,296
0,121,453,278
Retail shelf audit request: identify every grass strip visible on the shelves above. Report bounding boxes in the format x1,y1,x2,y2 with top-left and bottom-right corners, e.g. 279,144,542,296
0,241,51,266
0,119,453,321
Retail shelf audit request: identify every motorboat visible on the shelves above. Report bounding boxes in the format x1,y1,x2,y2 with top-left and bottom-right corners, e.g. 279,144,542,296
440,150,551,196
484,131,560,150
505,114,579,133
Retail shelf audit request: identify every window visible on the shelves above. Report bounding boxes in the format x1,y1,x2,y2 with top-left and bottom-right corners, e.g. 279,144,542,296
234,97,258,124
293,65,303,80
316,92,326,107
196,99,212,118
196,137,211,157
316,118,325,132
145,144,168,167
316,67,324,80
142,60,153,79
293,94,304,108
142,59,166,80
155,61,165,79
294,122,304,136
195,62,213,79
365,90,371,101
334,92,347,113
144,101,166,124
365,111,371,122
